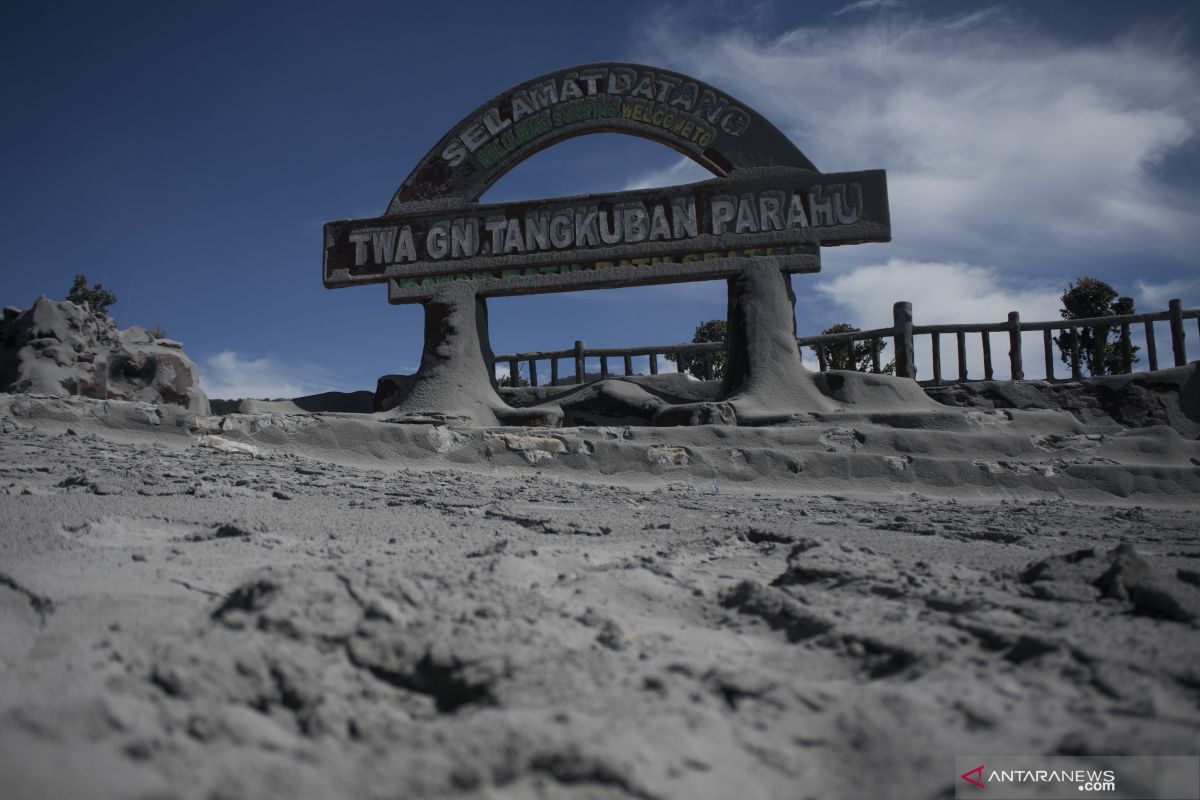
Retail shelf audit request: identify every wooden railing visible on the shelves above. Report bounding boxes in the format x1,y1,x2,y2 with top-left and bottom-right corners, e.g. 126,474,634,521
493,299,1199,386
494,340,726,386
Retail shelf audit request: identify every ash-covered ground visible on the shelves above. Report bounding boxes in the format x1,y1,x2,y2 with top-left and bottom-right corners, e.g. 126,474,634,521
1,397,1198,800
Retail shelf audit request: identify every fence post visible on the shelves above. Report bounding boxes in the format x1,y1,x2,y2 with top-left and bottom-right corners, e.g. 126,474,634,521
1144,320,1158,371
649,352,658,375
1043,330,1054,381
1091,325,1105,376
1007,311,1024,381
1169,298,1187,366
1119,323,1132,374
528,358,538,387
930,333,942,385
892,301,915,379
551,358,559,386
956,330,967,382
507,358,519,385
1069,328,1081,380
574,340,585,384
600,355,609,379
981,332,993,381
624,354,633,375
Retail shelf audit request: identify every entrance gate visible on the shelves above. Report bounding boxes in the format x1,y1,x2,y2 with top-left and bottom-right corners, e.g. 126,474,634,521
323,63,890,425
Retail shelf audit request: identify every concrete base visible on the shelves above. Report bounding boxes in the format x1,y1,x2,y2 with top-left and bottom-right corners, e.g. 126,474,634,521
387,260,848,427
384,284,561,427
719,261,835,423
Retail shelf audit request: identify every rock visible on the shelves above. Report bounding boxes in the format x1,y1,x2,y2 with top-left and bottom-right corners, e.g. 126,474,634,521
121,326,154,345
926,364,1200,437
1021,543,1200,622
720,580,834,642
1095,543,1200,623
652,401,736,427
646,445,690,467
0,298,208,414
197,435,263,458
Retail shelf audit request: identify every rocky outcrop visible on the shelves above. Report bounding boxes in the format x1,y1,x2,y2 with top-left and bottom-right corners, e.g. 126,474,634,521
925,364,1200,437
0,298,208,414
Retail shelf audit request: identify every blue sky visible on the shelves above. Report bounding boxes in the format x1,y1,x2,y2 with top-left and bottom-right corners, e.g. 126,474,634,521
3,1,1199,397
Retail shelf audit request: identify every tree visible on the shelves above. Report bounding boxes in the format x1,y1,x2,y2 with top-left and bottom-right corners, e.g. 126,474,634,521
1053,277,1139,376
497,367,530,388
666,319,727,380
810,323,894,373
66,274,117,315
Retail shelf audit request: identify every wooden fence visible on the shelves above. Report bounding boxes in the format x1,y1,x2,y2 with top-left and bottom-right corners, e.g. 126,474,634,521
493,299,1199,387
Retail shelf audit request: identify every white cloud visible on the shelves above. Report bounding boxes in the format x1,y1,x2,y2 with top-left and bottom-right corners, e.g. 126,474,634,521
634,9,1200,268
815,259,1066,380
200,351,335,400
832,0,903,17
1134,277,1200,309
816,259,1062,329
623,156,713,191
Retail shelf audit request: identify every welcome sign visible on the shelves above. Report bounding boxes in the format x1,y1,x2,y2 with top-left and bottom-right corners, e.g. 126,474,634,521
323,62,890,303
324,170,888,300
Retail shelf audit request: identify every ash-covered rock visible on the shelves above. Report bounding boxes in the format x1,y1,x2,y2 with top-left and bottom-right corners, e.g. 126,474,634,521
0,298,207,413
926,364,1200,436
1021,543,1200,622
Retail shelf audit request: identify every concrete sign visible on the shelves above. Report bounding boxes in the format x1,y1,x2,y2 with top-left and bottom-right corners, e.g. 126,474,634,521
321,62,893,426
322,62,890,305
324,169,888,302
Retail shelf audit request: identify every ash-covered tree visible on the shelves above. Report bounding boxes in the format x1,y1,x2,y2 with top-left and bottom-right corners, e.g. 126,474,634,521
810,323,894,372
1053,277,1139,376
66,274,117,315
666,319,727,380
496,367,530,388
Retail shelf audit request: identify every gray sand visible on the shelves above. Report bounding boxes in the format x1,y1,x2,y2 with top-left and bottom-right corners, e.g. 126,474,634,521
1,393,1198,799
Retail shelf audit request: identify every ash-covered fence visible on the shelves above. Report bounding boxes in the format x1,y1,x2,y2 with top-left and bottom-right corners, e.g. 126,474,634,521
493,299,1199,387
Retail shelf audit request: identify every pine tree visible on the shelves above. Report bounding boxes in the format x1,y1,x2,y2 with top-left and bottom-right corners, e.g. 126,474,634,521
66,274,117,315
